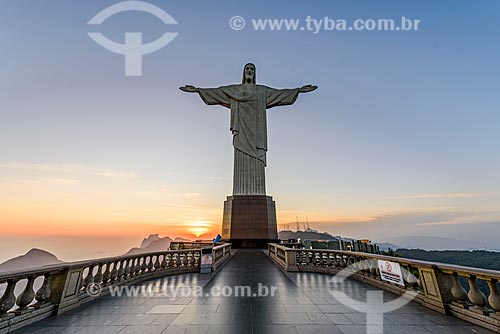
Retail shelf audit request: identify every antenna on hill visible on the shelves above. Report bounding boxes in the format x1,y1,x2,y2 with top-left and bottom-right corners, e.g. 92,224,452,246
306,217,310,230
296,216,300,231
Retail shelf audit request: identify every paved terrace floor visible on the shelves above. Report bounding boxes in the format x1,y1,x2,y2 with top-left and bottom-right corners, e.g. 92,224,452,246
12,250,493,334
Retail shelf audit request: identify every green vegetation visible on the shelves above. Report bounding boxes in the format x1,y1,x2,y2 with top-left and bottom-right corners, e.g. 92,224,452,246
395,249,500,271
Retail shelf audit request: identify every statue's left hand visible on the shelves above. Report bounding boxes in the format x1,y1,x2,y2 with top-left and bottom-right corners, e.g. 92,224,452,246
179,85,199,93
299,85,318,93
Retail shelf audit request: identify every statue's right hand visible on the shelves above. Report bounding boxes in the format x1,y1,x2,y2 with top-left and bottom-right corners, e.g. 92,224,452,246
179,85,198,92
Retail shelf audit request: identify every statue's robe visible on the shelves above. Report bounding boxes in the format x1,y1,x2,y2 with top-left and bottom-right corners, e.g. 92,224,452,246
197,84,300,195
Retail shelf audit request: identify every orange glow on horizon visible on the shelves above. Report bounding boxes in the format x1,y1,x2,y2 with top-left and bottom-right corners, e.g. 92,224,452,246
185,221,214,237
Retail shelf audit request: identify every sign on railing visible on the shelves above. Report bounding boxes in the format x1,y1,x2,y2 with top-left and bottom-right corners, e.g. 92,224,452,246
377,260,404,286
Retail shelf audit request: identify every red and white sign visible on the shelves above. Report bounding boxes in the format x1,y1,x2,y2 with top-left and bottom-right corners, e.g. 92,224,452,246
201,254,213,266
377,260,404,286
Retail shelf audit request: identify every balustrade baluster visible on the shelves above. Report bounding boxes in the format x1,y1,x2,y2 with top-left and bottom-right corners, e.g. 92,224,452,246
369,259,377,276
154,256,161,270
467,276,488,311
360,258,366,273
363,258,370,274
331,254,338,268
109,261,118,283
404,266,419,287
450,273,468,304
179,253,184,266
161,254,168,268
126,259,133,278
123,259,131,279
362,258,370,275
167,254,174,267
345,256,352,269
82,265,95,289
339,255,346,268
134,258,142,276
147,256,154,272
0,279,18,313
169,254,175,268
141,257,148,273
326,253,332,267
34,274,52,307
487,280,500,313
117,260,124,280
349,257,356,271
102,263,111,284
93,264,103,284
16,276,35,312
130,258,137,276
128,258,135,276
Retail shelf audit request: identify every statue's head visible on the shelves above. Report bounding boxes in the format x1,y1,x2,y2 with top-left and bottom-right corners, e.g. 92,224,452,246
242,63,256,84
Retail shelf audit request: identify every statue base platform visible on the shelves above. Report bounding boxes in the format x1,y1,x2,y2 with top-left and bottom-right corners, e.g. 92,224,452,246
221,195,278,248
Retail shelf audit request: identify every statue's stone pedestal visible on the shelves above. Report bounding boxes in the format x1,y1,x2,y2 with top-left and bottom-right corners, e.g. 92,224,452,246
221,195,278,248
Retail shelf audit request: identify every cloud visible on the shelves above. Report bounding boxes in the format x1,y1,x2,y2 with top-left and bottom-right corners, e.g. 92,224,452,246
0,162,138,179
386,192,491,200
309,209,500,249
415,219,498,227
15,178,82,185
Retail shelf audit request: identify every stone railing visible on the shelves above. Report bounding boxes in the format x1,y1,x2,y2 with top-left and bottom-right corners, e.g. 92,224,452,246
0,244,232,333
212,243,232,271
268,243,500,333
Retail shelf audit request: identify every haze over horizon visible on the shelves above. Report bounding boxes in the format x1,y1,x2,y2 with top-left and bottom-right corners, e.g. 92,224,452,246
1,0,499,262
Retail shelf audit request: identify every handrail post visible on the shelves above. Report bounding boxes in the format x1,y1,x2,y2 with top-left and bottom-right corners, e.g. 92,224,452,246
285,248,298,271
50,266,85,315
414,265,453,315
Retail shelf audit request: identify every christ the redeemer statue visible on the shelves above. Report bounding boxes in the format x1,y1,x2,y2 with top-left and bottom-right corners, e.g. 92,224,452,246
180,63,317,196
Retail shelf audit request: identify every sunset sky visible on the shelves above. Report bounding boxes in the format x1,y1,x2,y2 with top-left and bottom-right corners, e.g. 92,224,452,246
1,0,499,262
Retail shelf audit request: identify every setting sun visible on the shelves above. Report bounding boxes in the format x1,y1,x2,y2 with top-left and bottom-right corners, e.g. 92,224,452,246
187,221,214,237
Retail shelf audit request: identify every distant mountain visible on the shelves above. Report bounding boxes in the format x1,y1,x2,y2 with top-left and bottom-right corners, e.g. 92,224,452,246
377,242,401,252
140,234,164,248
126,235,174,255
382,236,495,251
0,248,64,272
279,230,339,241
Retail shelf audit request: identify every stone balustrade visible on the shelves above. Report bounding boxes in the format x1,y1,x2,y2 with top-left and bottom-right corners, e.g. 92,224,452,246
0,243,232,333
268,243,500,333
212,243,230,270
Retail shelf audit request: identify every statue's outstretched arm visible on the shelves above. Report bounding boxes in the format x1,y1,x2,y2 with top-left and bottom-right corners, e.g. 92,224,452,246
299,85,318,93
180,85,230,108
179,85,199,93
